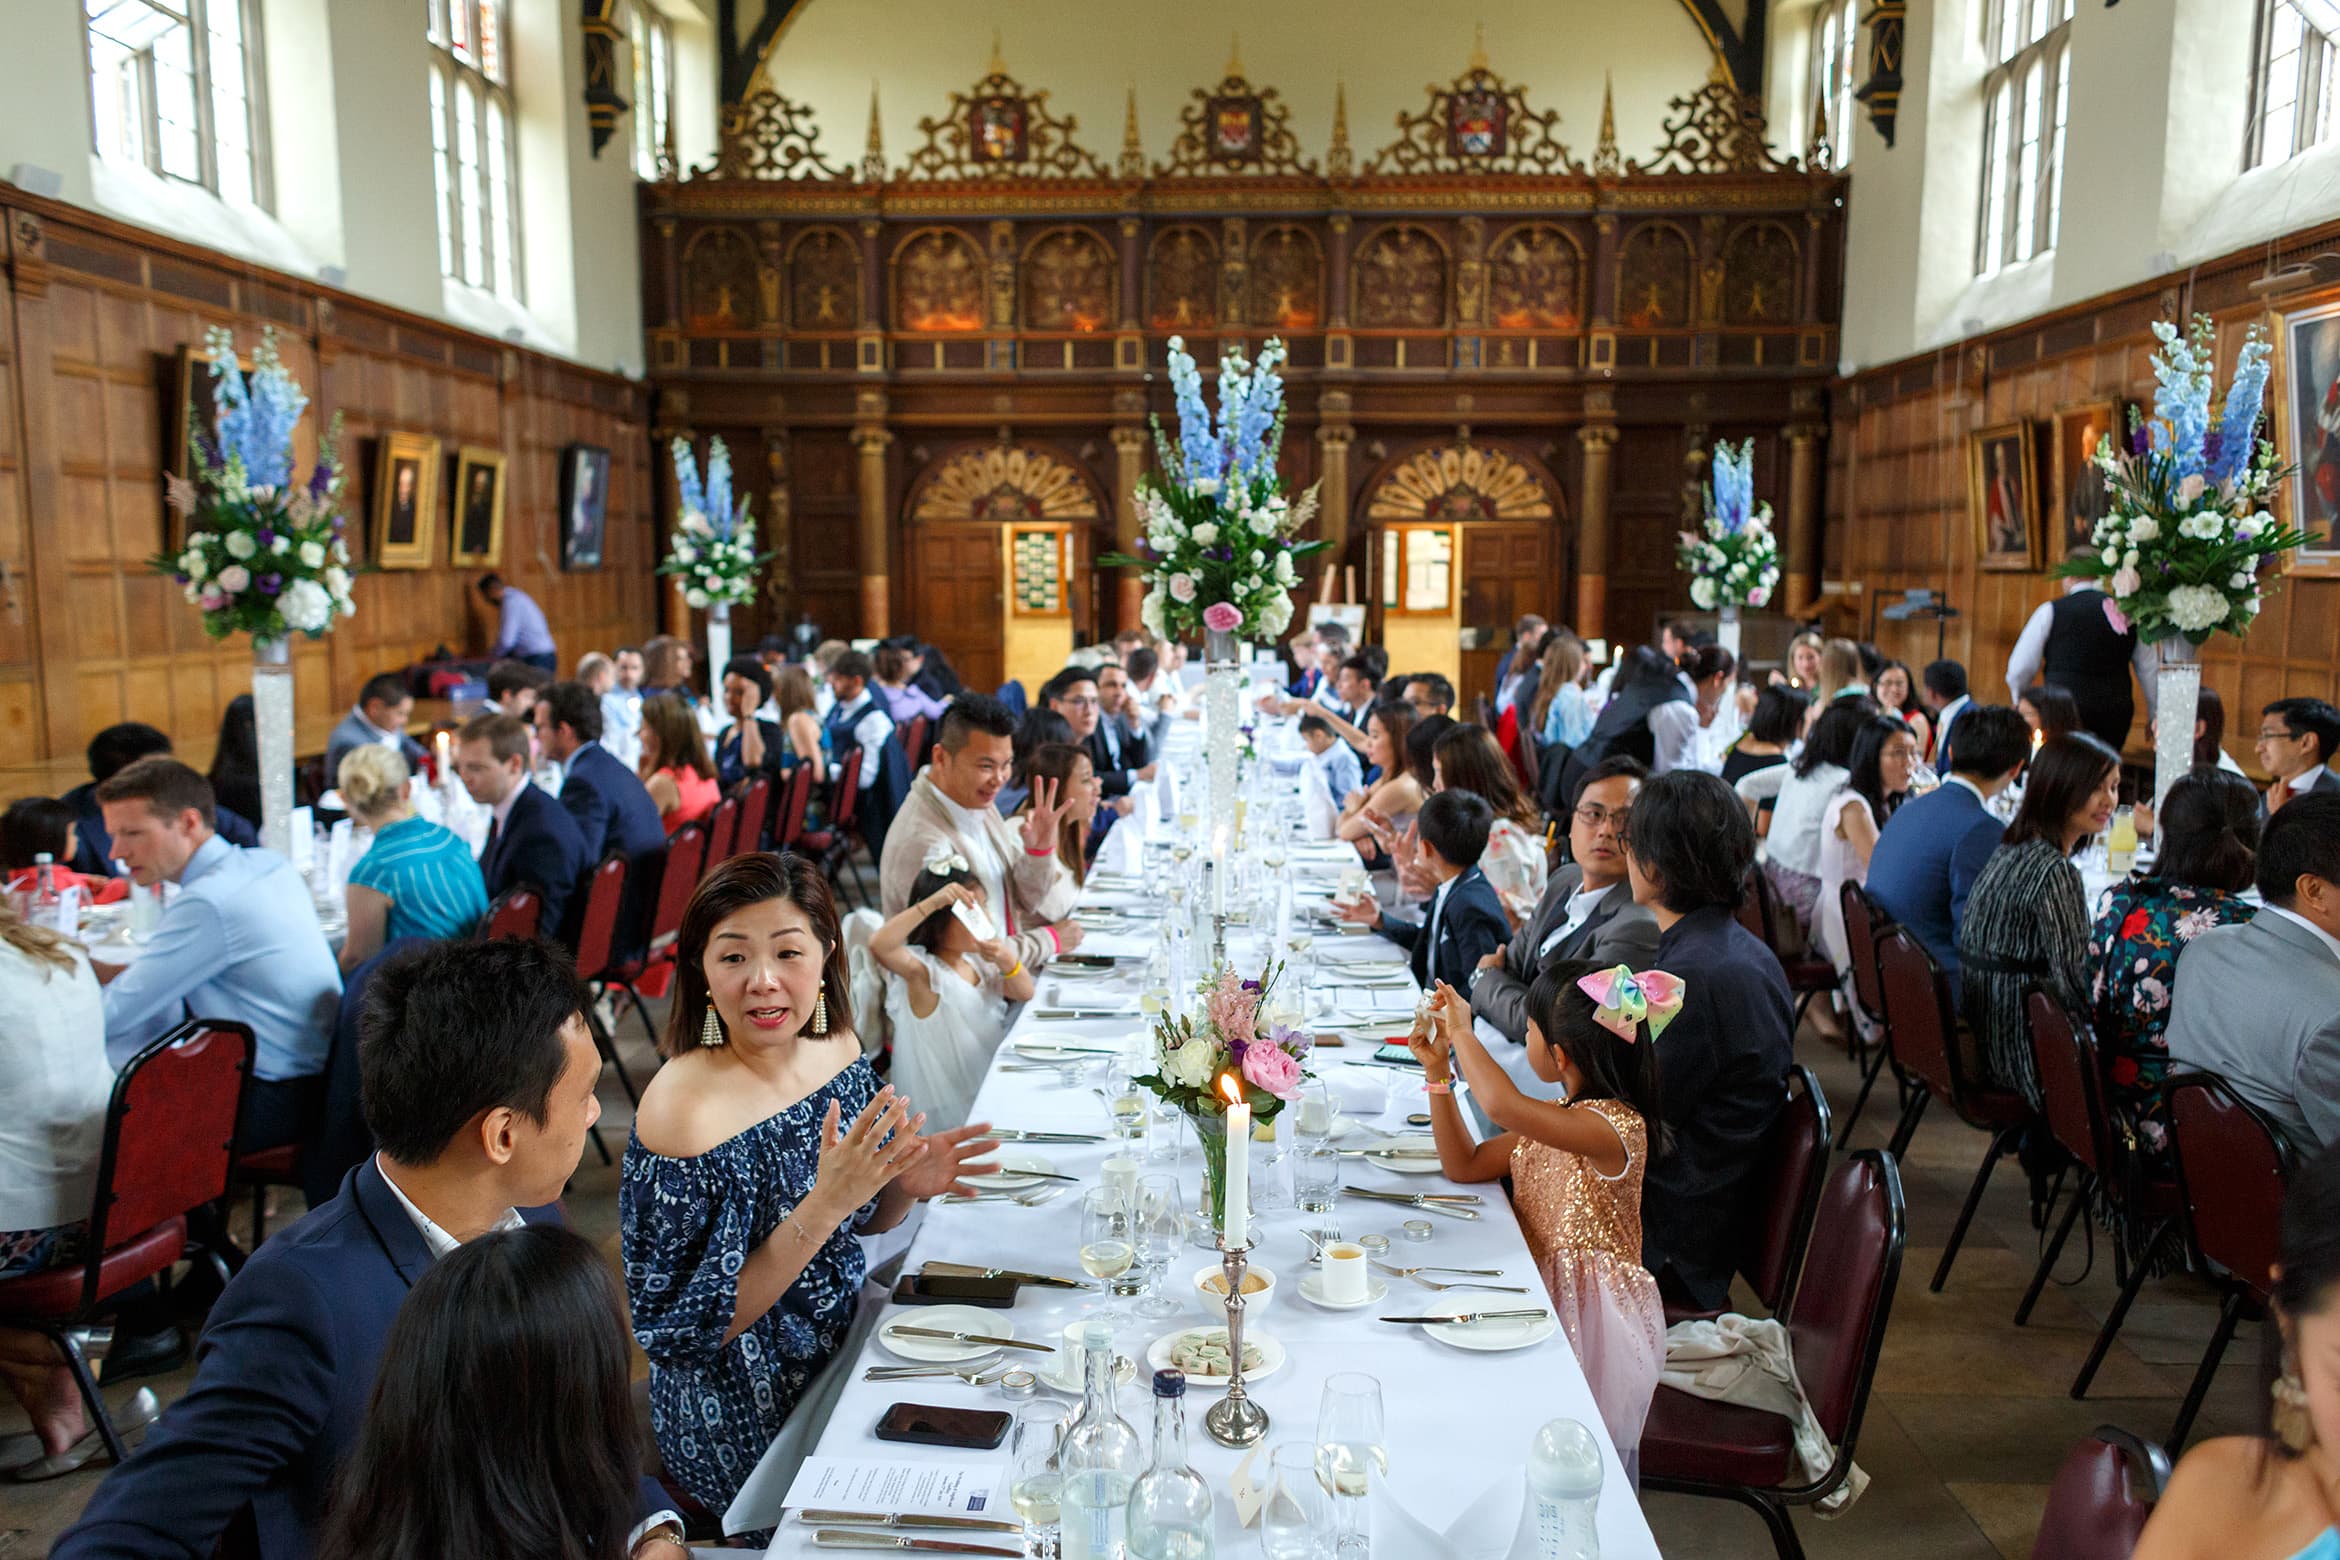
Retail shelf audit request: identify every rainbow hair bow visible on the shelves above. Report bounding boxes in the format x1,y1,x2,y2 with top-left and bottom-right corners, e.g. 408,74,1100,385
1575,966,1686,1043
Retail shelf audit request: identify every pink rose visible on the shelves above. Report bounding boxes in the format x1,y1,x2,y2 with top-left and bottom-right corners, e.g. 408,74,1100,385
2110,565,2142,599
1240,1041,1303,1100
2103,597,2131,635
1202,601,1243,633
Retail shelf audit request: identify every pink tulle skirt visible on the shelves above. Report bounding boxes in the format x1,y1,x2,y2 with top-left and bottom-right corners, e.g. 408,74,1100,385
1537,1246,1668,1465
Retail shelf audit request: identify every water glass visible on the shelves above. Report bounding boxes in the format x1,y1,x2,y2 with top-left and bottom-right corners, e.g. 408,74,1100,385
1292,1140,1340,1215
1078,1188,1136,1308
1316,1373,1385,1560
1260,1441,1330,1559
1010,1400,1072,1559
1294,1080,1339,1146
1133,1173,1186,1318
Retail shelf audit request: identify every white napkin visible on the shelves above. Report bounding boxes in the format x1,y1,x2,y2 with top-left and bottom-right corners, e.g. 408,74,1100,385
1099,817,1143,878
1158,759,1181,819
326,819,356,900
1135,780,1161,840
1373,1468,1541,1560
1301,761,1338,840
289,807,315,870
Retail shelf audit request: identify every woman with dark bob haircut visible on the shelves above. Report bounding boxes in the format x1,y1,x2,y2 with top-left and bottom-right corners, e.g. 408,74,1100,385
2087,766,2261,1184
321,1225,643,1560
620,853,998,1525
1619,770,1796,1313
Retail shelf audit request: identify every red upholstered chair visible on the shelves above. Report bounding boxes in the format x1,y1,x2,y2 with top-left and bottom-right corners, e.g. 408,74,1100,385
481,886,542,942
701,796,741,871
796,747,867,905
734,775,773,855
2029,1426,2169,1560
567,854,637,1167
2160,1071,2292,1450
1642,1150,1907,1560
0,1022,254,1464
1664,1065,1833,1328
772,764,815,851
602,821,706,1032
1738,870,1837,1032
901,714,933,773
1831,880,1900,1148
1875,926,2033,1293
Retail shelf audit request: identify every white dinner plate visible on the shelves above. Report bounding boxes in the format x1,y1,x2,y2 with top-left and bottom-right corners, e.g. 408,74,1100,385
1145,1326,1287,1388
1297,1274,1388,1311
958,1150,1057,1191
1359,1138,1443,1175
1417,1296,1557,1353
878,1305,1017,1363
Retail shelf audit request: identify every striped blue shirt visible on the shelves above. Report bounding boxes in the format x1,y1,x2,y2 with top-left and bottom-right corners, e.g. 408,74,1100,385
349,815,489,943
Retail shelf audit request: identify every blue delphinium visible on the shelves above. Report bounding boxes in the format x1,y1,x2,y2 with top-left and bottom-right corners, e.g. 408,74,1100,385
1227,340,1287,485
1708,439,1754,533
204,326,307,492
706,437,735,538
1166,337,1223,485
2208,332,2273,489
2149,318,2215,479
671,434,707,519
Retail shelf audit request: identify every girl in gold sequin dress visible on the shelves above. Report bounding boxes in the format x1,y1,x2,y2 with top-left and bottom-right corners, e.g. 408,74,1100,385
1409,964,1674,1465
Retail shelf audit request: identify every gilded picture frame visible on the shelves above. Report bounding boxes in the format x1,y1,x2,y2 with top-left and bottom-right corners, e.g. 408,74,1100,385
372,431,442,571
449,445,508,569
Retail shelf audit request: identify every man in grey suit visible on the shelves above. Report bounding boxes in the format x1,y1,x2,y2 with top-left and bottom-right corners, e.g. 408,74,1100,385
2165,793,2340,1153
1469,756,1659,1045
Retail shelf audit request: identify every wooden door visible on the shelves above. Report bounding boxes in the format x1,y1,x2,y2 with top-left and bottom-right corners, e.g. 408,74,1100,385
1461,521,1557,711
910,524,1005,696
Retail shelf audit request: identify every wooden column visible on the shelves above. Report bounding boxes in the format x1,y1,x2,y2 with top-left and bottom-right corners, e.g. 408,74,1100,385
1784,421,1824,613
1112,421,1148,631
1575,423,1618,638
1315,392,1354,556
852,423,893,637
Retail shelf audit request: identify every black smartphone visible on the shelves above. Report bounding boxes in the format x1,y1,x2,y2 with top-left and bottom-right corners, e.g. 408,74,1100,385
891,1274,1019,1308
875,1402,1014,1451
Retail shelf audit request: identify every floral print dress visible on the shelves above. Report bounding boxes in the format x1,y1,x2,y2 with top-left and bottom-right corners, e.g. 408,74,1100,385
2088,875,2256,1161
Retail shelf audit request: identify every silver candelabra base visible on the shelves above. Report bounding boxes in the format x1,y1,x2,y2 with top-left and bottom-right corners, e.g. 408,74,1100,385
1204,1238,1271,1449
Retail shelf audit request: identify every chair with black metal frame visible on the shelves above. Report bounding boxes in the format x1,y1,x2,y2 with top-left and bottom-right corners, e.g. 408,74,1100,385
480,885,542,942
2016,988,2184,1350
1831,879,1901,1148
1738,869,1838,1033
2028,1424,2171,1560
0,1021,254,1466
2157,1070,2293,1450
1641,1149,1907,1560
1874,925,2034,1294
1665,1064,1833,1328
565,854,635,1169
733,774,774,856
700,795,740,871
771,763,816,851
797,746,868,905
600,821,707,1051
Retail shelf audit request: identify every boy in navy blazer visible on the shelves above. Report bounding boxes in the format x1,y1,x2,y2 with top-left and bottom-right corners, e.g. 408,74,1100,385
536,681,670,953
54,939,686,1560
454,712,589,936
1335,789,1511,994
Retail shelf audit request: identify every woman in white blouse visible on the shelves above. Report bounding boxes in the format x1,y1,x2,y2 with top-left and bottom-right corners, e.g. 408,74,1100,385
0,899,137,1478
1424,724,1550,930
1761,700,1874,934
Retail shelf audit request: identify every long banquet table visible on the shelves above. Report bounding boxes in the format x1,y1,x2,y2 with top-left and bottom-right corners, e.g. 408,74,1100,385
750,730,1661,1559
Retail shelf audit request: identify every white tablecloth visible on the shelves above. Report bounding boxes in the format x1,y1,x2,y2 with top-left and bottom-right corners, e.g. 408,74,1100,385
746,734,1661,1558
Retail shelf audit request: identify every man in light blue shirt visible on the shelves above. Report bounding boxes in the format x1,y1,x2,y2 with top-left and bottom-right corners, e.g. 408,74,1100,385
478,572,556,672
94,758,341,1152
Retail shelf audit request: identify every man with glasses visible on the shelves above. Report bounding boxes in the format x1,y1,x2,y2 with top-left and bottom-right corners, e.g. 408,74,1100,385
1401,673,1455,719
1046,667,1155,798
1468,757,1659,1048
2256,697,2340,814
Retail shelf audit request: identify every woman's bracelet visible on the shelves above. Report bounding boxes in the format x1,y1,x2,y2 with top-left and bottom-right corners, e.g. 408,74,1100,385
1005,960,1025,980
1425,1078,1453,1096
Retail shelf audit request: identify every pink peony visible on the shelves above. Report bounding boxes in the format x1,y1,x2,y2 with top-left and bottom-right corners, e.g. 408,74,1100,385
1240,1041,1303,1100
2102,597,2131,635
1202,601,1243,633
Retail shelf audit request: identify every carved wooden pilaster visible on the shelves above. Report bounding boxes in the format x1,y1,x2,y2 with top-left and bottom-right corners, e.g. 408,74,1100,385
1112,418,1149,629
1784,419,1825,614
1315,390,1354,557
853,397,894,635
1219,217,1248,334
1575,421,1618,638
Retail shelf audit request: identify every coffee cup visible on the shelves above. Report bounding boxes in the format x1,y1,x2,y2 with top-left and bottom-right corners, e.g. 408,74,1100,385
1101,1156,1140,1204
1322,1240,1369,1304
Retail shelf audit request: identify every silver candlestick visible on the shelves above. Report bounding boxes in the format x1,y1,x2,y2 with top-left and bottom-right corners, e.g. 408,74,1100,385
1204,1237,1270,1448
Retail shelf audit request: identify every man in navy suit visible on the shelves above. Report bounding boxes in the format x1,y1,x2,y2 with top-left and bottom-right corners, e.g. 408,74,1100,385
53,938,688,1560
454,712,588,936
1335,790,1511,994
1863,705,2033,980
535,680,669,954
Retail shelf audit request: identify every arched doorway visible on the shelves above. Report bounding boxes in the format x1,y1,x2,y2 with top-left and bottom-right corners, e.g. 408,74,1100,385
1360,440,1567,708
903,442,1108,698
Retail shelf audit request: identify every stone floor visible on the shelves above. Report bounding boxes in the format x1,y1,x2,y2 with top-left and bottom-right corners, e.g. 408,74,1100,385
1,1005,2258,1557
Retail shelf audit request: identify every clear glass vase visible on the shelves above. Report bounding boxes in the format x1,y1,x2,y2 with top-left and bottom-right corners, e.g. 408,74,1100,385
1202,626,1243,849
705,600,733,686
251,636,295,858
2152,636,2201,818
1717,602,1742,661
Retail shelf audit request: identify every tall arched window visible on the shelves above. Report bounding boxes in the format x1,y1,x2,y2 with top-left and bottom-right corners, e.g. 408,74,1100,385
1808,0,1859,170
427,0,521,299
2250,0,2340,169
1975,0,2073,274
630,1,674,180
85,0,269,207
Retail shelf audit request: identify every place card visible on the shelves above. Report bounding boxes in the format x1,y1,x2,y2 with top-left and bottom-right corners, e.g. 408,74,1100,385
776,1456,1009,1523
1228,1445,1268,1526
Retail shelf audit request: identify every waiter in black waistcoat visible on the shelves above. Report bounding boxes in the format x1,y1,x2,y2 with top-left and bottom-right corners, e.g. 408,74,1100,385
2004,551,2159,753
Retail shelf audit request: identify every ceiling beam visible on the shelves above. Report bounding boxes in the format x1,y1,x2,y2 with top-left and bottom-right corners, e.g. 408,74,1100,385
1675,0,1770,95
717,0,810,106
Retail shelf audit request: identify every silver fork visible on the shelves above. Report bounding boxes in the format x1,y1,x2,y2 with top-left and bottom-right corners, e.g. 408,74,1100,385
1399,1272,1528,1294
864,1362,1009,1385
942,1185,1064,1207
1372,1262,1507,1280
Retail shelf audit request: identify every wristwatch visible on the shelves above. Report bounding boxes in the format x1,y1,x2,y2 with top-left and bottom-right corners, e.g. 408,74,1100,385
633,1518,688,1552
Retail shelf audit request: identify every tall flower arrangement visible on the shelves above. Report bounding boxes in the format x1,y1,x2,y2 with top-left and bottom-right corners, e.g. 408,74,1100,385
1674,438,1780,612
2057,316,2313,645
1131,966,1312,1230
157,328,355,640
657,435,771,609
1102,337,1329,644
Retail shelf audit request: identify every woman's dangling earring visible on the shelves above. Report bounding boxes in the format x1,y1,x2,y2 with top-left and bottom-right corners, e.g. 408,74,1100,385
2273,1362,2315,1453
810,985,830,1036
700,1006,725,1049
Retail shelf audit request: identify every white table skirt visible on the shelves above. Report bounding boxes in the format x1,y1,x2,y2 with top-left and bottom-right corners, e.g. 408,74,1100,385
744,734,1660,1558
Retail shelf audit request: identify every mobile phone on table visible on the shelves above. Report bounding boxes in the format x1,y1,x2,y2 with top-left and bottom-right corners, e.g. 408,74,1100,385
891,1273,1019,1308
1374,1043,1424,1067
876,1402,1014,1451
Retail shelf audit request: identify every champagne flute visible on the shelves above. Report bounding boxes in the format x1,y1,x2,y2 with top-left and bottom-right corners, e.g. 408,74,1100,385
1316,1372,1386,1560
1010,1400,1071,1559
1132,1173,1185,1318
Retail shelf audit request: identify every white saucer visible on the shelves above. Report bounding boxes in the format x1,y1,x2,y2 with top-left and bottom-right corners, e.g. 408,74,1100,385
878,1305,1017,1363
959,1150,1056,1191
1038,1351,1139,1394
1298,1274,1388,1310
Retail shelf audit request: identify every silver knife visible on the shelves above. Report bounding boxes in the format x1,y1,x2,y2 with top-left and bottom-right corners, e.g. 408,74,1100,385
1345,1186,1483,1206
882,1324,1054,1353
811,1529,1022,1555
1380,1309,1551,1325
1344,1189,1478,1220
989,1130,1108,1145
1032,1008,1138,1020
922,1260,1096,1290
799,1511,1022,1534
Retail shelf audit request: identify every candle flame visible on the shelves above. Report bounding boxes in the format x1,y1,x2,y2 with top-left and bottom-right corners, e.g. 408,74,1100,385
1217,1073,1244,1107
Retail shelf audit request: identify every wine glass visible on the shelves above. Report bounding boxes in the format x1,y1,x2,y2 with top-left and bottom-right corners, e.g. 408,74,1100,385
1078,1188,1135,1309
1132,1174,1185,1318
1010,1400,1071,1559
1260,1441,1330,1560
1316,1373,1386,1560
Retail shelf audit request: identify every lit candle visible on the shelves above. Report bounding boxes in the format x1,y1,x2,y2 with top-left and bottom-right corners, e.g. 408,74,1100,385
434,730,452,782
1219,1075,1250,1248
2031,727,2045,756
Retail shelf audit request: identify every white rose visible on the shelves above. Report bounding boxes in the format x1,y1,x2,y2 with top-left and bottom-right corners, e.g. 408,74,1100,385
1690,576,1718,610
179,548,208,580
224,530,257,560
1191,523,1220,546
216,564,251,594
2122,549,2140,569
1167,1036,1218,1089
270,534,291,556
277,578,332,633
2231,572,2254,590
1248,550,1265,568
1140,589,1167,637
182,583,201,604
1273,552,1296,585
2126,517,2159,543
1169,573,1198,604
2101,545,2121,566
325,567,352,596
331,539,350,564
1193,478,1221,498
675,540,698,563
684,587,709,609
297,541,326,568
1259,594,1293,637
